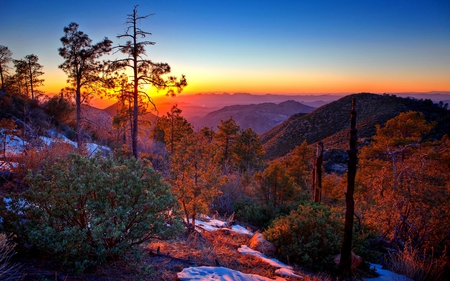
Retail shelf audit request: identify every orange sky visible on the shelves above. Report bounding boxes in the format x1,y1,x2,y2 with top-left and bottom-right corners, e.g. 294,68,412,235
42,66,450,110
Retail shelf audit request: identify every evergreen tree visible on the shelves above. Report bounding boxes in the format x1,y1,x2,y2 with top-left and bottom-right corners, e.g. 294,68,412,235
357,111,449,252
169,131,223,231
214,117,240,173
152,105,193,154
0,45,13,90
112,5,187,158
234,127,265,173
59,22,112,149
13,54,44,99
255,161,296,209
286,140,313,190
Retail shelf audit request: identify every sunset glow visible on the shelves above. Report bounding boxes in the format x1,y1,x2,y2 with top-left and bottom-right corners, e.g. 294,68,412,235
1,0,449,104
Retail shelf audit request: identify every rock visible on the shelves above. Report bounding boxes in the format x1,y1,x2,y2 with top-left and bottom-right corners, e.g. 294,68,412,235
249,232,276,256
333,251,363,272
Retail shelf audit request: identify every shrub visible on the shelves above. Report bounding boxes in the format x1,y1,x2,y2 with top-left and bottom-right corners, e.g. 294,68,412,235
264,203,344,271
233,198,275,229
4,154,182,272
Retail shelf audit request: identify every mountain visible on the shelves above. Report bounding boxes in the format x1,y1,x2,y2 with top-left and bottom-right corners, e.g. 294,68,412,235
154,92,344,110
192,100,315,134
261,93,450,160
103,103,158,123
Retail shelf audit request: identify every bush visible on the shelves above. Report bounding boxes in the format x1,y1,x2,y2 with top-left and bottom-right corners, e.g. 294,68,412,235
264,203,344,271
233,198,275,229
4,154,182,272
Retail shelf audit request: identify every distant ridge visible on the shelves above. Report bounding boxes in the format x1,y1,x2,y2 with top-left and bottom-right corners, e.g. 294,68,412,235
261,93,450,160
192,100,315,135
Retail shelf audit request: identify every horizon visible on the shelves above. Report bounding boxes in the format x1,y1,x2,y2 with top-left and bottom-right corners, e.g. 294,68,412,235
2,1,450,98
91,90,450,110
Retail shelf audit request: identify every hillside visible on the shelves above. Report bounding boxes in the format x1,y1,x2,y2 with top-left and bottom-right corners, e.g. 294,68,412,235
192,100,315,134
261,93,450,160
103,102,158,122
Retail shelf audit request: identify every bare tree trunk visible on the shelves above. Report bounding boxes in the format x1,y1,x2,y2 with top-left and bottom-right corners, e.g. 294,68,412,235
76,82,82,151
313,141,323,202
340,97,358,278
132,11,139,159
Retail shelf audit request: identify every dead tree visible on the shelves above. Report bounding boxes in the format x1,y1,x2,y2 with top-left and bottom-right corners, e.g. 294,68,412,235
312,141,324,203
339,97,358,278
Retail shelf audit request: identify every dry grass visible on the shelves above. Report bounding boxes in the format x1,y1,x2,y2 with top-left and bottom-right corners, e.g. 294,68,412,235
146,229,278,279
0,233,23,281
386,245,448,281
13,228,332,280
145,229,332,280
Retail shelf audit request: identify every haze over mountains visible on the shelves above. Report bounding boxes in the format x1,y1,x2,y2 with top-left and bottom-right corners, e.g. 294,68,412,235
192,101,315,134
98,91,450,137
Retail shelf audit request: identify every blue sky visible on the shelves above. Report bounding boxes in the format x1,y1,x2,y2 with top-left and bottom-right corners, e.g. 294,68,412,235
1,0,450,96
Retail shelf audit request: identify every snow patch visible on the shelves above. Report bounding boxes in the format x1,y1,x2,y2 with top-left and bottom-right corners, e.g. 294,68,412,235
1,131,110,156
193,218,253,236
177,266,286,281
238,245,288,269
363,264,412,281
238,245,302,279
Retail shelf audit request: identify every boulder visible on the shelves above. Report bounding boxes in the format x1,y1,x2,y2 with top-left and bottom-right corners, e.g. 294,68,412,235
248,232,276,256
333,251,363,272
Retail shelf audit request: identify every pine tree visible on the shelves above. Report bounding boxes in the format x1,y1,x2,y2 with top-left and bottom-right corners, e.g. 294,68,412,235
13,54,44,99
112,5,187,158
169,131,223,231
0,45,13,90
59,22,112,149
214,117,240,173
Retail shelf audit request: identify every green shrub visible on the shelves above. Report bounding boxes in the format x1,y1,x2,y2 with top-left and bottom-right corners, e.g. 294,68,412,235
264,203,344,271
233,198,274,228
4,154,182,272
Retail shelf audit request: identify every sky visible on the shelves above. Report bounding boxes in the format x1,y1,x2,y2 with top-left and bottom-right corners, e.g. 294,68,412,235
2,0,450,105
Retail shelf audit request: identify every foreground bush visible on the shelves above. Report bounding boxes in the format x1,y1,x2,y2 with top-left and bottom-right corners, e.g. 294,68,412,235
264,203,343,271
4,154,182,272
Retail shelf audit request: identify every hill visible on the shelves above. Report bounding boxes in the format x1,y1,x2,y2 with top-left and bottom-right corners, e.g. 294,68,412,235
261,93,450,160
103,102,158,123
192,100,315,134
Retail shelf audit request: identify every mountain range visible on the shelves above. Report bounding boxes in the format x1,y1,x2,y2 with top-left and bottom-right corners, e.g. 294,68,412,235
192,100,315,134
261,93,450,160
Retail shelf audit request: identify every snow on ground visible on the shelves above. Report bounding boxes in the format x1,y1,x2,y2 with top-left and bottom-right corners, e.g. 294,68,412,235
2,135,27,154
194,218,254,236
238,245,303,279
177,266,286,281
363,264,412,281
178,218,302,280
1,132,110,157
184,218,412,281
238,246,287,268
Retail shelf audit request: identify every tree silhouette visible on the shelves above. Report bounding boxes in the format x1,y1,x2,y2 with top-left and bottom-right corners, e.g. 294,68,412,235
113,5,187,158
59,22,112,149
153,105,193,155
13,54,44,99
0,45,13,90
